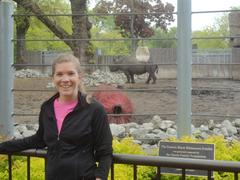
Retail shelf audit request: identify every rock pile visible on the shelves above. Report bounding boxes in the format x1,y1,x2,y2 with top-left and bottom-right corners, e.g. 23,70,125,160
13,115,240,149
14,69,49,78
14,69,148,87
82,69,126,86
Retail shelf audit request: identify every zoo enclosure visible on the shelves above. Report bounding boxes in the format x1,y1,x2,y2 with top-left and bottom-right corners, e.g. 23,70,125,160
1,1,240,138
1,1,240,179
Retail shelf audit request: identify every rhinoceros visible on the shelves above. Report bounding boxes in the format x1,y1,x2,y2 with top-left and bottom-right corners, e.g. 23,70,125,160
109,56,158,84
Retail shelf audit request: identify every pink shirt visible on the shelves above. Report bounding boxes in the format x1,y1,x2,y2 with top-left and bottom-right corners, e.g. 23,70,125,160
54,98,78,134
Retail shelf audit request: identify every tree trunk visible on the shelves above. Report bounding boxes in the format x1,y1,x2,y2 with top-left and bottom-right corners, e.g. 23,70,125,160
16,29,27,70
13,0,93,71
70,0,93,71
15,5,30,70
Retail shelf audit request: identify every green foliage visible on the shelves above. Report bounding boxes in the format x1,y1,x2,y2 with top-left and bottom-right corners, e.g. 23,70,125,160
145,27,177,48
94,0,175,39
111,138,156,180
113,138,147,155
16,0,72,51
0,156,44,180
91,27,130,55
89,10,131,55
192,13,230,49
26,19,70,51
14,6,30,29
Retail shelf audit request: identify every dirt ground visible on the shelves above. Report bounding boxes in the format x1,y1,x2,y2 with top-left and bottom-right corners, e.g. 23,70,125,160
14,77,240,126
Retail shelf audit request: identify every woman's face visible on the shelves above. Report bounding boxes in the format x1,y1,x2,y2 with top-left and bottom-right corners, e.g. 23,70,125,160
53,62,81,102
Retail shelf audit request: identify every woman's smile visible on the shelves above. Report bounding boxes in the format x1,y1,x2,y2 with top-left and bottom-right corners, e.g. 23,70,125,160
53,62,81,102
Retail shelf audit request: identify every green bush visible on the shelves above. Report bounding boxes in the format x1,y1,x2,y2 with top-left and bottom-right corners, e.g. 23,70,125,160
111,138,156,180
0,156,44,180
0,136,240,179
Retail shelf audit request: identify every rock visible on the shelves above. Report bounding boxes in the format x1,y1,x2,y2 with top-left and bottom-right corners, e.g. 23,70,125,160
15,69,49,78
159,120,174,131
208,119,215,130
11,116,240,149
142,123,154,131
131,128,149,139
142,133,159,145
155,131,168,140
166,128,177,137
152,129,164,134
110,124,125,138
213,128,222,136
123,123,139,135
133,140,142,145
227,126,238,136
16,125,28,134
221,127,229,137
199,125,209,132
234,119,240,127
200,132,209,139
22,130,36,138
151,115,162,128
221,120,237,136
221,120,232,127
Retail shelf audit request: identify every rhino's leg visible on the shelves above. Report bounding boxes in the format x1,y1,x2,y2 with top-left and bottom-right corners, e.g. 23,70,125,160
124,73,131,83
130,74,135,83
152,73,157,84
145,74,151,84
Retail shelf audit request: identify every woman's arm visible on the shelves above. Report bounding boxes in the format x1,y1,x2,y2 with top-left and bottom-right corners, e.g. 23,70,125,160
0,108,46,153
92,103,113,180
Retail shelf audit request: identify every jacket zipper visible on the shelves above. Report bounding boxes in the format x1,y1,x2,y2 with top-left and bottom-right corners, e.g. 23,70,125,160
56,110,75,141
53,116,61,141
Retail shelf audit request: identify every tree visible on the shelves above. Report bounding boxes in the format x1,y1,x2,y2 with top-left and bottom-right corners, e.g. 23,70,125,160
26,0,72,51
94,0,175,52
146,27,177,48
14,4,30,67
13,0,93,66
91,27,130,55
89,9,130,55
14,0,72,66
192,13,230,49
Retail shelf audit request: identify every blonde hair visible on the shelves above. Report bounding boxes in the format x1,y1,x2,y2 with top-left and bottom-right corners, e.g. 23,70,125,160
52,53,86,93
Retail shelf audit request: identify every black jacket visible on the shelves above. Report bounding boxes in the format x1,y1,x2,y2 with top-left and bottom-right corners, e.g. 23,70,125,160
0,92,113,180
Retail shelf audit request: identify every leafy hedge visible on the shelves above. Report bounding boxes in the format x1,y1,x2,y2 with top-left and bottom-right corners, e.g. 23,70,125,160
0,136,240,179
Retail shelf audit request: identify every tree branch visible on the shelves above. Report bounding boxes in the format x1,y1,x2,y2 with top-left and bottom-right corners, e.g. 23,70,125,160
13,0,74,48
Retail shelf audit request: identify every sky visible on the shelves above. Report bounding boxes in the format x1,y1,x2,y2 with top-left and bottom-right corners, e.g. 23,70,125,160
162,0,240,30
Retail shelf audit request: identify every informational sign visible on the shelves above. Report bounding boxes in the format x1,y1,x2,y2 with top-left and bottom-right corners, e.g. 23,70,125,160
159,141,214,177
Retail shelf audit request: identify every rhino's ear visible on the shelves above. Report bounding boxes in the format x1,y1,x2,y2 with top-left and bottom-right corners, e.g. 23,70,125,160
113,57,117,63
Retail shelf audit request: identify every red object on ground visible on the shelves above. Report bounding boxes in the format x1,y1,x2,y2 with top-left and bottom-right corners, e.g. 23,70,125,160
93,85,133,124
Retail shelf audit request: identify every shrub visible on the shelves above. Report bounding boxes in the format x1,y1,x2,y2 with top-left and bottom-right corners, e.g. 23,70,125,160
0,156,44,180
111,138,156,180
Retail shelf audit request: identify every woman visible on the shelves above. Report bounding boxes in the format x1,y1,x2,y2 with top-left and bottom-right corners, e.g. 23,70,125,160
0,54,113,180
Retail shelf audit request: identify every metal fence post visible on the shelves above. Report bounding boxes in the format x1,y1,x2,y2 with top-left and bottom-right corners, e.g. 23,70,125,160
176,0,192,138
0,1,14,138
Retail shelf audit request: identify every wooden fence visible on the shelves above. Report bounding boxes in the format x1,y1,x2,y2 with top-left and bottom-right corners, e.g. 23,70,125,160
23,48,240,79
